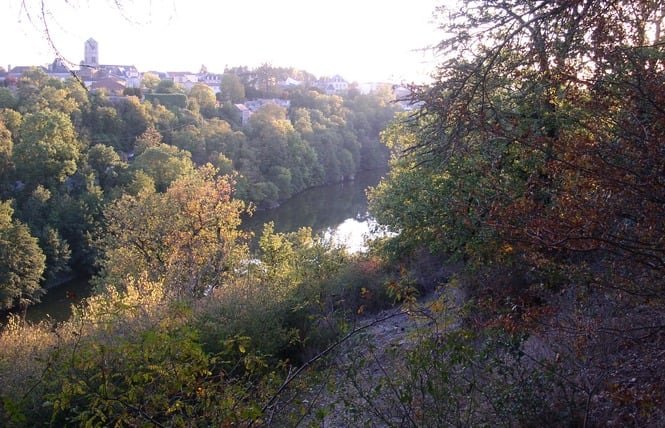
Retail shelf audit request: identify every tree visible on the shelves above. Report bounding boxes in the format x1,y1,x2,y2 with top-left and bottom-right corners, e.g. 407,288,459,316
376,0,665,292
201,117,240,156
97,166,248,296
220,73,245,103
189,84,217,118
87,143,127,189
0,109,22,137
40,226,71,286
14,109,81,188
116,96,150,151
245,104,321,202
171,125,206,164
15,68,49,113
141,72,161,92
88,104,123,148
123,170,156,196
155,79,185,94
0,200,46,309
134,125,163,155
130,143,195,192
0,121,14,190
0,88,17,110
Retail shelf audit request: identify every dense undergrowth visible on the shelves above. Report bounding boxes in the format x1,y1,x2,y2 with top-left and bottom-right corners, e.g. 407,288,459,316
0,221,397,426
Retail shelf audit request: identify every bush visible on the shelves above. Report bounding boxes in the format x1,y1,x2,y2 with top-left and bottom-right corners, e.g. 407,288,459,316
144,93,187,109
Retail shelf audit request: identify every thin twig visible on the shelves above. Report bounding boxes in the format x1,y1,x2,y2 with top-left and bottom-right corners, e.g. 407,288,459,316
249,309,407,427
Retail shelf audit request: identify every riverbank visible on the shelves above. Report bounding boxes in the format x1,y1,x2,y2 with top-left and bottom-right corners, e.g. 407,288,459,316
11,169,387,325
1,276,92,325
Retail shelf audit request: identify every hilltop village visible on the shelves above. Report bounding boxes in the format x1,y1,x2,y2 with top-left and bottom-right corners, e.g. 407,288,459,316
1,38,415,126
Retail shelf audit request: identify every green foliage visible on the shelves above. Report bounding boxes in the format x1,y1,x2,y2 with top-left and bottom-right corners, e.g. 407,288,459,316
86,143,127,189
39,226,71,286
220,72,245,103
0,219,398,426
370,1,665,300
0,201,46,309
155,79,185,95
130,143,195,192
0,88,16,110
171,124,206,163
0,108,22,137
43,325,270,427
114,96,150,150
197,223,347,359
0,120,13,190
362,2,665,425
140,72,160,92
144,92,188,109
0,279,280,427
0,69,399,428
133,125,162,155
369,119,509,261
14,109,81,188
188,84,217,117
123,170,156,196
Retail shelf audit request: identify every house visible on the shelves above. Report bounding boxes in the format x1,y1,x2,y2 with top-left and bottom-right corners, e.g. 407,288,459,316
198,73,222,93
79,38,140,87
166,72,199,91
98,65,140,87
90,78,126,95
358,82,391,95
278,77,302,88
46,58,73,81
234,103,252,126
317,75,349,94
8,66,48,79
244,98,291,113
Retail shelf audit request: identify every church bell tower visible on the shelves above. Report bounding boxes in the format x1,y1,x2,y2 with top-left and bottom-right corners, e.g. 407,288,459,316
84,38,99,68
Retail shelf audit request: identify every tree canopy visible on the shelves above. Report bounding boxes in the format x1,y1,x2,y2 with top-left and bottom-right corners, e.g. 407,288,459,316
372,0,665,295
0,61,398,310
0,201,46,309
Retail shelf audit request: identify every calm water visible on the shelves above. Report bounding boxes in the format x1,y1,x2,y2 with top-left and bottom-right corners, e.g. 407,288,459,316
243,168,387,251
12,169,387,323
7,276,93,324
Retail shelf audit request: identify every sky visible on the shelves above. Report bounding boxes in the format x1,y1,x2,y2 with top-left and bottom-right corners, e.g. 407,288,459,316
1,0,446,84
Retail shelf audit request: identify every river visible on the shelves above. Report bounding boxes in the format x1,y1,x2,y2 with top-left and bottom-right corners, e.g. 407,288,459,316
12,168,388,324
243,168,387,252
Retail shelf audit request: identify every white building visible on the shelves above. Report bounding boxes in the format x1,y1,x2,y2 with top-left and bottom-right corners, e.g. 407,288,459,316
234,103,252,126
317,75,349,94
199,73,222,93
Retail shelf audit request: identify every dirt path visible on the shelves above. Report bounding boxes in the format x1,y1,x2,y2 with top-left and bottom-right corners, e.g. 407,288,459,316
300,284,465,427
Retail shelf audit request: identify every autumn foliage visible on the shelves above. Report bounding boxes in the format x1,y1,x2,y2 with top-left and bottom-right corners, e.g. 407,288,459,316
368,0,665,423
374,0,665,295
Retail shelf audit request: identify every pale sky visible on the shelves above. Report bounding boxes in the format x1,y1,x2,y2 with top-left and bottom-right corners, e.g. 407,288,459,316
1,0,446,83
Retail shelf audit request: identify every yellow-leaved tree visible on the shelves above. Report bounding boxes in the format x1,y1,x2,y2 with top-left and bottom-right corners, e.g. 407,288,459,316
96,165,249,297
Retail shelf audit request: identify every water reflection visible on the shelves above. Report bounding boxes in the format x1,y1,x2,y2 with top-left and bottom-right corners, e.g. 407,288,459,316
243,169,387,251
322,217,382,253
4,276,92,324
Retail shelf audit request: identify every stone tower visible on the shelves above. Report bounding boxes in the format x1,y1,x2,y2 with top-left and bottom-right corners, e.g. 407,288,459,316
84,38,99,68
